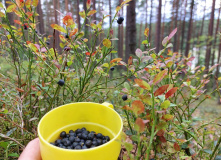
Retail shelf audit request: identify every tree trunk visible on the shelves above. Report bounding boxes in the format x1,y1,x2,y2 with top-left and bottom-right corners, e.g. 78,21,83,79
125,0,136,61
211,6,220,66
118,0,124,59
76,0,81,30
161,0,167,50
205,0,216,73
53,0,60,50
4,0,14,26
155,0,162,53
93,0,96,22
65,0,69,13
185,0,194,57
180,0,188,53
37,0,45,34
149,0,153,43
197,0,206,65
173,0,179,52
83,0,89,38
139,22,143,48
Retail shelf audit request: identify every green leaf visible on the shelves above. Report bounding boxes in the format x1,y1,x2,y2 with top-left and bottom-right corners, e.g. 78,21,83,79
0,141,9,149
124,82,130,90
8,153,19,157
124,142,133,152
131,135,139,142
103,39,111,48
142,40,148,44
160,100,170,109
203,149,212,154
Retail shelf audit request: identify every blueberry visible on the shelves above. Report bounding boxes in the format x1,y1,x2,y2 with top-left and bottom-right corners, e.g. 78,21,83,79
75,129,82,134
35,30,38,33
55,139,62,146
61,138,68,144
92,140,98,146
75,145,82,149
66,134,70,138
24,24,28,30
72,142,78,148
122,94,128,101
105,136,110,141
91,145,96,148
90,131,95,134
69,130,74,134
82,133,88,140
67,146,72,149
46,41,50,45
60,131,66,138
74,137,81,143
77,133,82,138
110,67,115,71
117,17,124,24
97,139,102,145
50,142,55,146
93,137,97,141
81,127,86,131
204,127,207,131
80,139,85,143
85,140,92,147
103,140,107,144
96,133,103,139
79,141,84,146
65,34,69,39
69,132,76,137
88,133,95,140
82,145,88,149
58,80,65,86
69,136,75,143
64,46,71,51
82,131,89,135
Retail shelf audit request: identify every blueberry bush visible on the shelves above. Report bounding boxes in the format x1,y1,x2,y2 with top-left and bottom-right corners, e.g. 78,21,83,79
0,0,221,159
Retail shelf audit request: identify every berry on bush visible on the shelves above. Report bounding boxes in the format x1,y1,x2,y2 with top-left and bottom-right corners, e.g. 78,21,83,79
117,17,124,24
58,80,65,86
65,34,69,39
122,94,128,101
50,127,111,150
110,67,115,71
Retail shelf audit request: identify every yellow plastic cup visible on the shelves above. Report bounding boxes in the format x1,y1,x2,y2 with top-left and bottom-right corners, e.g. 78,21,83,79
37,102,123,160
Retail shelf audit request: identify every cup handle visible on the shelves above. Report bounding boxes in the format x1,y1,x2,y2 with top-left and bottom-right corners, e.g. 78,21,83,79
102,102,114,109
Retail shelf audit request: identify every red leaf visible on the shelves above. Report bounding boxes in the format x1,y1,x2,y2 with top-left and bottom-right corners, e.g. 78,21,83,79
122,105,132,111
165,87,178,99
156,129,165,137
70,28,78,37
159,136,167,143
168,28,177,41
86,0,91,9
128,56,133,65
154,84,169,96
174,142,180,151
110,58,122,63
63,15,74,26
132,100,145,115
134,79,150,90
153,70,168,84
14,20,22,25
16,88,24,92
135,118,145,132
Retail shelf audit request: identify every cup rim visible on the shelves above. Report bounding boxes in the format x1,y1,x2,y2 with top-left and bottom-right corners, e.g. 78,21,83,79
37,102,123,152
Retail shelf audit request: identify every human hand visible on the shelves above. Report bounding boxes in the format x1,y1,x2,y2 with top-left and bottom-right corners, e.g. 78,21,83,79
18,138,42,160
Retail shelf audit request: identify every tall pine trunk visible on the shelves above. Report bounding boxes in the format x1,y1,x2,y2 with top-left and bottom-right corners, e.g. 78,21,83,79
155,0,162,53
76,0,81,30
125,0,136,61
185,0,194,57
205,0,216,73
37,0,45,34
161,1,167,49
118,0,124,59
173,0,179,52
53,0,60,50
149,0,153,43
65,0,69,13
197,0,206,65
4,0,14,26
180,0,188,53
211,7,220,66
83,0,89,38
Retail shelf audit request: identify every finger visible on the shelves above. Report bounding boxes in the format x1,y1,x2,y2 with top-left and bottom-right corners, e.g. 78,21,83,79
18,138,42,160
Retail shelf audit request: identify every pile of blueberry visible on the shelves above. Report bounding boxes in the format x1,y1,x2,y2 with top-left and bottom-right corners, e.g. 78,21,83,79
50,127,110,150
